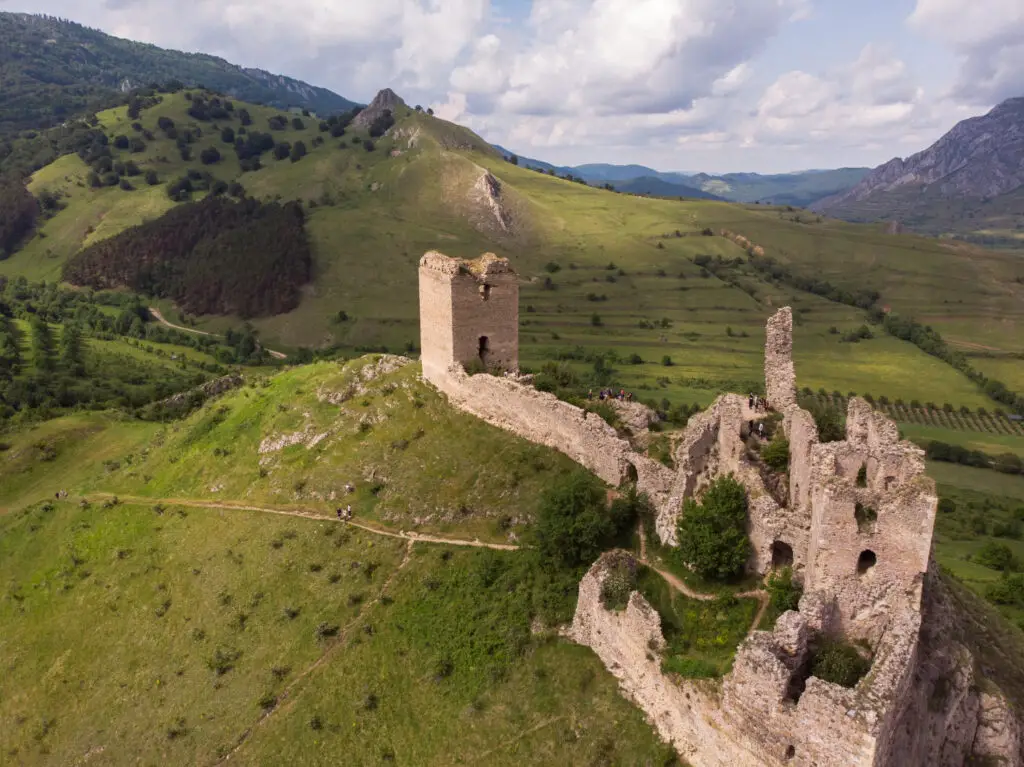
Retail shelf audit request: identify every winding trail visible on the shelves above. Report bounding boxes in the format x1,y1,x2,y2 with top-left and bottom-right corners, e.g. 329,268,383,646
86,493,520,551
147,307,288,360
637,523,769,636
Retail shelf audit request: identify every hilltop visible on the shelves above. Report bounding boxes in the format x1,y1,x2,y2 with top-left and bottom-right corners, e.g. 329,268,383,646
0,12,359,136
813,96,1024,242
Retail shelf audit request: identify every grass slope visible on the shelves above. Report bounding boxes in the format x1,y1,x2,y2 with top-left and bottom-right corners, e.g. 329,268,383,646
3,91,1021,414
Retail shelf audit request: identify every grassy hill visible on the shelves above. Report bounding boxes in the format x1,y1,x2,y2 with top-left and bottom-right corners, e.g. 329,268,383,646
0,355,680,765
0,87,1021,425
0,353,1022,764
0,12,358,137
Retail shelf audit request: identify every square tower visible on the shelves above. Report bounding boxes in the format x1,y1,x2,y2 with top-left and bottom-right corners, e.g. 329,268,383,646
418,251,519,384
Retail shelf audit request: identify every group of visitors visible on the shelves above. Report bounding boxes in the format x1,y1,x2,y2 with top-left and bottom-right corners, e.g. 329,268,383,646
590,388,634,402
748,393,770,412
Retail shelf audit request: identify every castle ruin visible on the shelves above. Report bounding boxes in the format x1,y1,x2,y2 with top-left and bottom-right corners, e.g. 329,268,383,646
417,251,1021,766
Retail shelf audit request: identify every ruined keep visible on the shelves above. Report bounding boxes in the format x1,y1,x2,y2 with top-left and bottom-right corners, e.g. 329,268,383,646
418,251,519,383
417,254,1021,766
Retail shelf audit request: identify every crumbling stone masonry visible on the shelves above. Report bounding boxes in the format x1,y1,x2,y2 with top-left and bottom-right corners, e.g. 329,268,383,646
765,306,797,410
417,256,1021,766
419,251,519,382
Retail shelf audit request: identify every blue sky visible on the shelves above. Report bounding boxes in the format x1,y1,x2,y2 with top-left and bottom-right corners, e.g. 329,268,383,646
5,0,1023,173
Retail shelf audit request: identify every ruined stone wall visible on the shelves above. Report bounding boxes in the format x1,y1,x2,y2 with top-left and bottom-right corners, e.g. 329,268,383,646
803,398,936,643
571,553,896,767
418,251,519,383
765,307,797,410
431,367,676,494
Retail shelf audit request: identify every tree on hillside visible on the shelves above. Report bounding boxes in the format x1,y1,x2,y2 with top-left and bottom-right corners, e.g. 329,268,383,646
221,126,235,144
274,142,291,160
200,147,222,165
675,475,750,580
238,108,252,126
289,141,307,162
30,316,55,373
113,134,129,149
535,469,634,569
291,117,305,130
60,322,85,376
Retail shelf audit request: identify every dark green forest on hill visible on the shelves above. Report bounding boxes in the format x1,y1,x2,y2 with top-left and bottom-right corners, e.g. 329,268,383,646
64,196,312,317
0,12,358,137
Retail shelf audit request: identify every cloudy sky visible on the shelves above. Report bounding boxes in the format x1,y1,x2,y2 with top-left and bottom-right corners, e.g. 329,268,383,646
4,0,1023,173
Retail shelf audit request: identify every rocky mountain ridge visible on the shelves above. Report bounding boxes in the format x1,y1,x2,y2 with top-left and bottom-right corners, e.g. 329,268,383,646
813,97,1024,214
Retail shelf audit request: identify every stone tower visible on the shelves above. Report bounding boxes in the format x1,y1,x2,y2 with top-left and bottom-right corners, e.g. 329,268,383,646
418,251,519,384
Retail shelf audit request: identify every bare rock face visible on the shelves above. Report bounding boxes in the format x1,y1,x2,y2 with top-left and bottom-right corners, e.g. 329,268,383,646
972,691,1022,764
468,170,513,234
352,88,406,130
813,97,1024,215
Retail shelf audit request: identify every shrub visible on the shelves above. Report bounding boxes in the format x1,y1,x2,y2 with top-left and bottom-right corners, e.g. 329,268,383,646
315,622,340,639
760,436,790,472
675,475,750,581
767,567,802,614
363,140,375,152
810,641,870,688
535,470,634,569
207,645,242,675
937,497,957,514
600,552,638,610
809,403,845,442
856,465,868,487
661,355,673,367
975,542,1019,572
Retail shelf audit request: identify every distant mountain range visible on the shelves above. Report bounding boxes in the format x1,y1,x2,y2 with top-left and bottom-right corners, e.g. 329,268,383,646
492,144,868,207
813,97,1024,239
0,12,360,135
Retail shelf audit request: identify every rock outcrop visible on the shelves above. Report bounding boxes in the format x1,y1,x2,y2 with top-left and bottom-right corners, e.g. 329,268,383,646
813,97,1024,225
352,87,405,130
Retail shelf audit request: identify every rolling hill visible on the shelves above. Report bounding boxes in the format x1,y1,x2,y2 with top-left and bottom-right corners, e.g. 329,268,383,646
813,96,1024,240
490,144,867,206
614,175,724,200
0,12,359,136
0,82,1020,422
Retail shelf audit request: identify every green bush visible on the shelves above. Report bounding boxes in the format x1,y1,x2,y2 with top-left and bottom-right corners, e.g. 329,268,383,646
767,566,802,614
760,436,790,472
810,640,870,688
535,470,635,570
975,542,1019,572
675,475,750,581
600,552,638,611
809,403,845,442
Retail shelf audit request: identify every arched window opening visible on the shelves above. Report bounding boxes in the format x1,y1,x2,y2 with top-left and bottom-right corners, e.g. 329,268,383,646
771,541,794,568
478,336,489,363
857,550,877,575
479,283,491,301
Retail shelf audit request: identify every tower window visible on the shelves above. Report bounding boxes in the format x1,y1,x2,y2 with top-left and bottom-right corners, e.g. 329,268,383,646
480,284,491,301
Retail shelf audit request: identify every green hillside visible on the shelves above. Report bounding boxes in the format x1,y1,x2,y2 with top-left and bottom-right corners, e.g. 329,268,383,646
0,86,1021,423
0,12,358,136
0,355,679,764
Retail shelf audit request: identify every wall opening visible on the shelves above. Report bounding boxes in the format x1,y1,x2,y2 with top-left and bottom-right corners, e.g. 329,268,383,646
624,462,639,484
784,745,796,761
479,283,491,301
771,541,794,568
857,549,877,575
478,336,490,364
854,503,877,533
